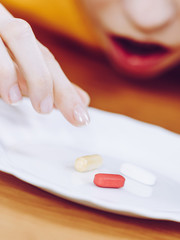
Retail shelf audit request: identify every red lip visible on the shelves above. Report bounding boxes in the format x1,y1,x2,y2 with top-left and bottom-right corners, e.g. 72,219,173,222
108,36,170,74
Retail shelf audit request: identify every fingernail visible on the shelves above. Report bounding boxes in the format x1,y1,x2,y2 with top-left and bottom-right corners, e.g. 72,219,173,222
74,104,90,126
40,96,53,113
9,84,22,103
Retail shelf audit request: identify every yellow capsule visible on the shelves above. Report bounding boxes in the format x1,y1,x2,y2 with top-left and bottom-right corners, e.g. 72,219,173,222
75,154,103,172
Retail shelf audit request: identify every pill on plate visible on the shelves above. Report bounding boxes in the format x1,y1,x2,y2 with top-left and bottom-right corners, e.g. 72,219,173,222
94,173,125,188
120,163,156,186
75,154,103,172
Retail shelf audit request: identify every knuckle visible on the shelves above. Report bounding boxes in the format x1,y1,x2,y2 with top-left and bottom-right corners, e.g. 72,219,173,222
3,18,32,39
41,46,55,61
0,65,15,80
35,76,47,87
31,73,52,90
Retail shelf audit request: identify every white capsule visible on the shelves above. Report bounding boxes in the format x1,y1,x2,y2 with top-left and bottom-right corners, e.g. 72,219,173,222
124,178,153,198
75,154,103,172
120,163,157,186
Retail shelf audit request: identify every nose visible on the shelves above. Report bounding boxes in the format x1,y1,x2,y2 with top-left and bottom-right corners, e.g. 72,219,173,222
122,0,177,31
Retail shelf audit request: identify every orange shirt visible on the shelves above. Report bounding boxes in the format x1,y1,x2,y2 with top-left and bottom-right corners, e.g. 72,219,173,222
1,0,98,47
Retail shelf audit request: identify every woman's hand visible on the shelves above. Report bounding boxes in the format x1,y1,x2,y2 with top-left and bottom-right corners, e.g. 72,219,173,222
0,4,90,126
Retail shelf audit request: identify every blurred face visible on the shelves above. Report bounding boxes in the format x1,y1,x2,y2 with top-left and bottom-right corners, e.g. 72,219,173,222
80,0,180,77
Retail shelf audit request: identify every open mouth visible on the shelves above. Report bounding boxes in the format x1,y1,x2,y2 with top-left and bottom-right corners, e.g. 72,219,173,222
111,36,169,56
109,36,170,73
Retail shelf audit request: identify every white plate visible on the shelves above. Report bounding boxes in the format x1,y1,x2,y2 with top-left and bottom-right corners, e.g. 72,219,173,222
0,99,180,222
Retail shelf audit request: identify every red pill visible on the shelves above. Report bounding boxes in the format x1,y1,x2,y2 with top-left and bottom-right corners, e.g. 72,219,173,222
94,173,125,188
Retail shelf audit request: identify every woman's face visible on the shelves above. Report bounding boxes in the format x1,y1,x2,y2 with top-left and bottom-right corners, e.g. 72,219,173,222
80,0,180,77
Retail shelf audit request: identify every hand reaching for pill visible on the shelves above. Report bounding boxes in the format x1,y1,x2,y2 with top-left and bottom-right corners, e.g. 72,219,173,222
0,4,90,126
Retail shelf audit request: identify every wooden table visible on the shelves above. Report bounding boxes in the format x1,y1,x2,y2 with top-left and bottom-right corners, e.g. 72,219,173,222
0,18,180,240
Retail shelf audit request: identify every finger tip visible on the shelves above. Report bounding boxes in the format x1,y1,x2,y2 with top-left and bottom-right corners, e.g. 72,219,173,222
73,103,90,126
